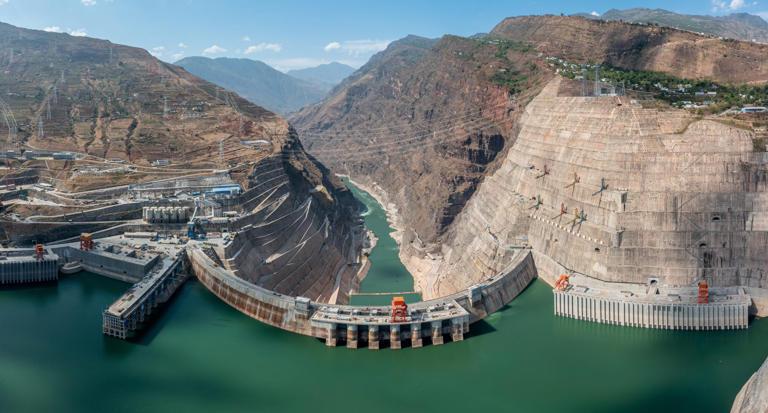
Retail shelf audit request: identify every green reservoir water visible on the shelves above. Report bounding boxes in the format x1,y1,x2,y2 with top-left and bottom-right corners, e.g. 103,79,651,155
0,184,767,413
344,178,421,306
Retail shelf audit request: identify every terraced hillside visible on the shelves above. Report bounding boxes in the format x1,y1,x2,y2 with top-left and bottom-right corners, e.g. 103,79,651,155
0,22,283,191
293,15,768,303
0,21,363,303
292,34,549,244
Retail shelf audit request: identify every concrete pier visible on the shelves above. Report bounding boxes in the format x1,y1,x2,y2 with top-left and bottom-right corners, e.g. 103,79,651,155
325,324,337,347
411,323,423,348
369,325,380,350
431,321,444,345
102,248,188,339
346,324,359,349
188,244,537,349
389,325,401,350
0,248,59,285
553,275,751,330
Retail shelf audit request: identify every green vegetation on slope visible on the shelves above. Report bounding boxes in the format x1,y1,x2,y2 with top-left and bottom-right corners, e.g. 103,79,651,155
550,57,768,112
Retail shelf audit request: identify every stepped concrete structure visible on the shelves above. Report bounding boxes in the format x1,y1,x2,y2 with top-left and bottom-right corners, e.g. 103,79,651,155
0,247,60,284
400,77,768,329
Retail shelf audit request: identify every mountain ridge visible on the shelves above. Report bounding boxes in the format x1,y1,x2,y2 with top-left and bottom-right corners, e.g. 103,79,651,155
287,62,356,88
574,8,768,42
174,56,330,115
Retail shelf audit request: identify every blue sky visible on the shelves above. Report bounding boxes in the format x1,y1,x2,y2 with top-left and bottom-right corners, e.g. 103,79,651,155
0,0,766,71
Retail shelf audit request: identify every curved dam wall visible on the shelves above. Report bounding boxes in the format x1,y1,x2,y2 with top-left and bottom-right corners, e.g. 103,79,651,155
188,244,537,348
402,78,768,314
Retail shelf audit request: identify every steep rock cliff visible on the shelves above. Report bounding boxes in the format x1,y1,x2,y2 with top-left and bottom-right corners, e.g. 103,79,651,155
731,357,768,413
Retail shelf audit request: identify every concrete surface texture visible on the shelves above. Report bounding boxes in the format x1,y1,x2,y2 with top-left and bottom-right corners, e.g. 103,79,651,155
731,356,768,413
402,78,768,308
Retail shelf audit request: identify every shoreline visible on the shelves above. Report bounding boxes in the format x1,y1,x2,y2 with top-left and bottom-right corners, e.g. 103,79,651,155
337,174,407,245
338,173,438,298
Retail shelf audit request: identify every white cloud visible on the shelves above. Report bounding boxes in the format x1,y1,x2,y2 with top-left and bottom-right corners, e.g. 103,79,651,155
712,0,746,11
202,44,227,55
43,26,63,33
68,28,87,37
244,42,282,54
324,41,341,51
171,52,185,61
590,11,600,16
757,11,768,21
178,42,187,48
0,0,9,6
324,39,390,55
150,46,165,58
81,0,96,6
242,36,251,42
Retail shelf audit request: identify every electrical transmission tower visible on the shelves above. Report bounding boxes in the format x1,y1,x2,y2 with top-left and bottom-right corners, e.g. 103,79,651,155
594,65,601,97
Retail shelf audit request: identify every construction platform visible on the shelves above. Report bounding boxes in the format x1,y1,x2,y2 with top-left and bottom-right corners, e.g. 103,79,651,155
553,274,751,330
0,247,60,285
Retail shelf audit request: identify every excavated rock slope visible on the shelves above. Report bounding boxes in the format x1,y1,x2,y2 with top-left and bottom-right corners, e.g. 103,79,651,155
224,147,363,303
406,77,768,298
292,35,547,244
731,357,768,413
0,21,362,303
295,16,768,301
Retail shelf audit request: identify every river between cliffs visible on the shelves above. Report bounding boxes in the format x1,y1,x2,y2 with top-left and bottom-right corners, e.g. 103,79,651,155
0,183,766,413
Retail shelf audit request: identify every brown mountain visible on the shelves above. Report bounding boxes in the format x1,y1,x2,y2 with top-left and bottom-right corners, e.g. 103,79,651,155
292,15,768,300
491,15,768,84
580,8,768,43
292,34,548,243
0,21,362,302
0,21,291,190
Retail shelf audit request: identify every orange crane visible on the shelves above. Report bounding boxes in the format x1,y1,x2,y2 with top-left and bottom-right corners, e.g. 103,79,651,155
80,233,93,251
698,280,709,304
34,243,45,260
554,274,570,291
391,296,408,323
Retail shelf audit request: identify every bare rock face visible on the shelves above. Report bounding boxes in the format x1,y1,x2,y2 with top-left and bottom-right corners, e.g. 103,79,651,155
292,34,547,246
294,16,768,300
408,77,768,298
731,357,768,413
0,21,362,303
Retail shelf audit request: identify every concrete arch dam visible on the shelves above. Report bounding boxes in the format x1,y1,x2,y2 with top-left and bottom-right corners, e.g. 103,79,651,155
188,244,536,349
